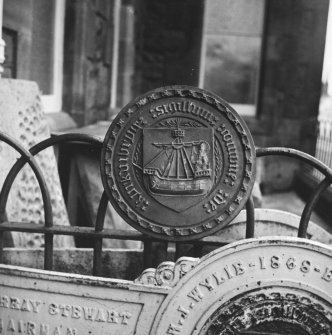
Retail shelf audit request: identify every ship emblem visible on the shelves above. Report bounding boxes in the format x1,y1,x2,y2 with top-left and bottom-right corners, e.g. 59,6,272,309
143,127,214,212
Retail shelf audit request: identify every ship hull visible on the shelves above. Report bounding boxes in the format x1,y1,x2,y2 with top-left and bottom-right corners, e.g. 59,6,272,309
148,175,211,196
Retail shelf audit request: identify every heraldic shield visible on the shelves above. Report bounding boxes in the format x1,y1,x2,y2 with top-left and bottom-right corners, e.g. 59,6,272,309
143,126,215,212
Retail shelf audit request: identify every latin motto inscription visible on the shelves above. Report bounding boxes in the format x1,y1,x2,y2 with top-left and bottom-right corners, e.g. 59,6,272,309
149,102,219,126
117,118,149,211
216,125,238,183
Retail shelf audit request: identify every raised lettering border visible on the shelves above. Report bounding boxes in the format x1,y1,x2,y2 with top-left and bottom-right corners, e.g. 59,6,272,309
150,237,332,334
101,85,256,241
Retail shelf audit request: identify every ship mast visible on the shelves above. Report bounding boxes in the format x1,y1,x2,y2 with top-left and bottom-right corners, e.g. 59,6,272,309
160,128,195,179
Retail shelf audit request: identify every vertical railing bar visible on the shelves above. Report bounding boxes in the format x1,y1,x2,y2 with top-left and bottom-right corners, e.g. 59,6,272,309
193,243,203,258
175,243,181,261
327,121,332,171
320,121,326,168
313,120,321,179
157,242,168,264
44,235,54,270
322,120,328,166
93,191,109,276
324,121,330,167
245,195,255,238
298,177,331,238
0,232,3,264
0,210,7,263
143,240,153,269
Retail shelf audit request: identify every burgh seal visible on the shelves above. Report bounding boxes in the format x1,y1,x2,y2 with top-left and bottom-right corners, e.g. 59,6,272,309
101,86,256,241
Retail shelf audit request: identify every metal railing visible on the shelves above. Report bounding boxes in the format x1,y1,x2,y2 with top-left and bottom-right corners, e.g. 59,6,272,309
0,132,331,277
313,116,332,180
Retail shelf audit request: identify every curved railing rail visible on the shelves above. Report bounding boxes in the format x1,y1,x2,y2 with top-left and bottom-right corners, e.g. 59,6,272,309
0,133,331,276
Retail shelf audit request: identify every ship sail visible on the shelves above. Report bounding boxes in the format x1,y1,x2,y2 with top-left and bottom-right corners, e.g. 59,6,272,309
143,128,212,195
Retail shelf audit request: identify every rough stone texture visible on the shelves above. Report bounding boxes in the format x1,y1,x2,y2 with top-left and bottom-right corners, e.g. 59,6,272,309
218,208,332,244
252,0,329,192
2,248,146,280
62,0,113,126
177,207,332,258
0,79,73,247
45,112,77,132
134,0,204,96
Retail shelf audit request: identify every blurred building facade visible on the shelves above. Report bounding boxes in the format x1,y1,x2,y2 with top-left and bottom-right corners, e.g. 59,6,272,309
1,0,330,193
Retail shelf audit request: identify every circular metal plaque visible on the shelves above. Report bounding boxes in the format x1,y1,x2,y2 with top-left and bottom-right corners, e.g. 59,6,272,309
101,86,256,240
151,237,332,334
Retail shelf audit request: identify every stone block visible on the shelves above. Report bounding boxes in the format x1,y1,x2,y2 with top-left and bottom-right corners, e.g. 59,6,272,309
3,248,145,280
2,237,331,334
0,79,73,247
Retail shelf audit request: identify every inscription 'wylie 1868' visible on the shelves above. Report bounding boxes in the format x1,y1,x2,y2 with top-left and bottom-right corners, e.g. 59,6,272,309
0,295,132,335
145,239,332,334
166,254,332,334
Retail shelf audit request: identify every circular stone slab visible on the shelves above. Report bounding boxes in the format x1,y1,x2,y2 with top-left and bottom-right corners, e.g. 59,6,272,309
101,86,256,241
151,237,332,334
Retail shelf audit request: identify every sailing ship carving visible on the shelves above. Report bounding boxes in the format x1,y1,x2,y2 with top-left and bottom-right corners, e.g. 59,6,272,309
143,128,212,195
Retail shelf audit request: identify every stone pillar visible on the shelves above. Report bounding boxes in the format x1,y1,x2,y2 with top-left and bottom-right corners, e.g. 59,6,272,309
134,0,204,95
62,0,114,126
0,0,5,76
254,0,330,192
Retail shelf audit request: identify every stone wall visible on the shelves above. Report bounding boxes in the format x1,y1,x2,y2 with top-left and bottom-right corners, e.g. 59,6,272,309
253,0,329,192
0,79,73,248
134,0,204,95
134,0,329,193
63,0,114,126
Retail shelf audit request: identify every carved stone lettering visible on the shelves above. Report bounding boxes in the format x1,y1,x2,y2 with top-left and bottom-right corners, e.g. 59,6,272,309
0,296,41,313
0,265,164,335
0,318,77,335
187,286,204,302
322,267,332,282
151,238,332,334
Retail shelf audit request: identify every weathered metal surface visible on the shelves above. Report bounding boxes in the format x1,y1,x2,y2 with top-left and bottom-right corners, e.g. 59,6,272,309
0,264,168,335
151,237,332,334
101,86,256,241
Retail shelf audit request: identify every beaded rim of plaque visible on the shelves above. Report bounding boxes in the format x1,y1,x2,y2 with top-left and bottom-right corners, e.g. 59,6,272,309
101,85,256,241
